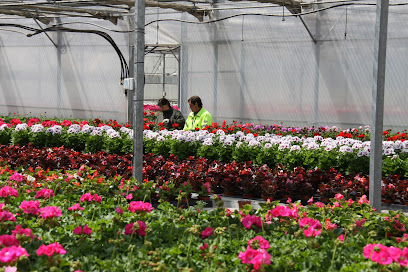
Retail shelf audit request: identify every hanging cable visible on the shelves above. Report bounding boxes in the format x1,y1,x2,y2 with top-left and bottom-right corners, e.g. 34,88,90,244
344,6,348,39
0,23,129,85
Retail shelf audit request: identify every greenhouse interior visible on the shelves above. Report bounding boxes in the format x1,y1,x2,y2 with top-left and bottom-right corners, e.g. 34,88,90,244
0,0,407,129
3,1,408,271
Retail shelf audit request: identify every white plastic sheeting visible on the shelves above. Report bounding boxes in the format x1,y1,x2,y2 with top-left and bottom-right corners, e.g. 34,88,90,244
1,1,408,129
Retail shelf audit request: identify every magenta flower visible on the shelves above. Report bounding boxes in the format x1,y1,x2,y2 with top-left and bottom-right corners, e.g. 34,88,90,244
242,215,263,229
392,247,408,266
239,236,271,272
303,226,321,237
68,203,84,211
201,227,213,239
124,221,147,236
0,235,20,247
128,201,153,213
115,207,124,215
269,205,298,218
73,225,92,236
358,195,370,204
248,236,270,249
0,203,4,211
299,218,322,230
73,226,82,235
126,193,133,200
38,206,62,219
80,193,101,203
0,186,18,198
334,193,344,201
19,200,40,215
34,188,54,199
338,234,344,242
0,246,29,263
9,172,23,182
12,225,35,240
37,242,66,256
0,211,16,222
200,243,209,251
363,243,393,265
80,193,93,202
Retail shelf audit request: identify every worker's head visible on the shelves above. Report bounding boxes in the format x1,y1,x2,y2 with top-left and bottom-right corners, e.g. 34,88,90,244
188,96,202,114
158,98,171,111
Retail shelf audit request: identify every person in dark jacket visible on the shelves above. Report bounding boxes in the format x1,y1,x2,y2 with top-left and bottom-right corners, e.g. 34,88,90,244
156,98,185,130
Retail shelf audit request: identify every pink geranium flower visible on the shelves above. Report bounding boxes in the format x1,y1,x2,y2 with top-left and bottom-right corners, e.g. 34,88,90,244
73,225,92,236
248,236,270,249
12,225,35,240
338,234,344,242
34,188,54,199
200,243,209,251
128,201,153,213
38,206,62,219
0,246,29,263
37,242,66,256
9,172,23,182
126,193,133,200
242,215,262,229
299,218,322,230
115,207,124,215
80,193,101,203
68,203,84,211
239,236,271,271
124,221,147,236
0,235,20,247
0,211,16,222
201,227,213,239
19,200,40,215
0,186,18,198
304,226,321,237
363,243,393,265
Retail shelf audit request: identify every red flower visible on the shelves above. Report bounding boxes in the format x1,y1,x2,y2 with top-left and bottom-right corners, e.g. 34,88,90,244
172,123,179,128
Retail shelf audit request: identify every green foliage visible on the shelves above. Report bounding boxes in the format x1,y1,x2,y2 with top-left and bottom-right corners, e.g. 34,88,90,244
0,127,11,145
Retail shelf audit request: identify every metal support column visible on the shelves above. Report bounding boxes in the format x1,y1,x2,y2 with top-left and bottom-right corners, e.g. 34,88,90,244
370,0,389,211
132,0,146,183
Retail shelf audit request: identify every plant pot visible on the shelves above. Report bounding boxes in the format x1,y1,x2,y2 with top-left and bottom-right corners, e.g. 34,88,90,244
238,200,252,210
197,195,210,202
382,199,394,204
242,193,255,199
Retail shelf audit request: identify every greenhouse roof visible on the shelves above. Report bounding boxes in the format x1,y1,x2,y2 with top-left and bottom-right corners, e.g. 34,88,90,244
0,0,304,25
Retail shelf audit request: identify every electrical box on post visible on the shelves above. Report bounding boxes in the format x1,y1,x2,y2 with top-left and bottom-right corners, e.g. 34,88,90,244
123,78,134,91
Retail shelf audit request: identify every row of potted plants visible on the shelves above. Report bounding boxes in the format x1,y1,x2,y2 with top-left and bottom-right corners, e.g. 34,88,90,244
1,165,408,271
1,121,408,176
0,144,406,204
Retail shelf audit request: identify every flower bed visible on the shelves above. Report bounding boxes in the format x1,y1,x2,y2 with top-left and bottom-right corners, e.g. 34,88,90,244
1,166,408,271
1,145,408,204
1,120,408,177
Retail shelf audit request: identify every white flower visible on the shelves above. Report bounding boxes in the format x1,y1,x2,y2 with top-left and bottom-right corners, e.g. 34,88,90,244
15,123,28,131
216,129,225,136
30,124,44,133
236,141,243,148
157,136,165,142
357,149,370,157
339,146,353,153
290,145,301,152
264,143,272,149
394,140,403,150
108,131,120,138
307,143,320,150
0,124,8,131
248,140,260,147
383,148,395,156
278,143,291,150
91,130,102,136
203,138,213,146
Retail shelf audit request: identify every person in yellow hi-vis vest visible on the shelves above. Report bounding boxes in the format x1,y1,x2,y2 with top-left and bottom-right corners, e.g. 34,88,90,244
183,96,213,131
